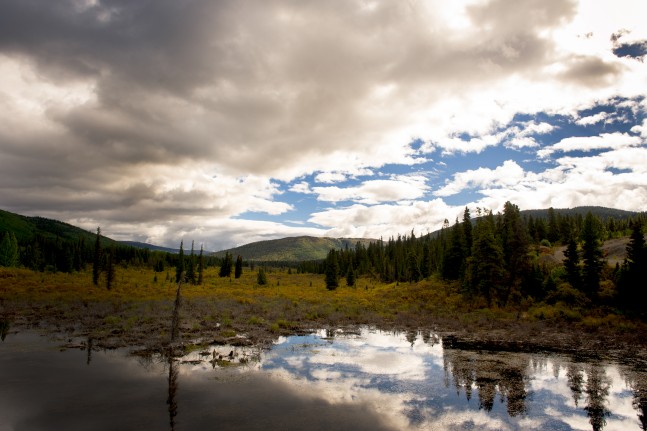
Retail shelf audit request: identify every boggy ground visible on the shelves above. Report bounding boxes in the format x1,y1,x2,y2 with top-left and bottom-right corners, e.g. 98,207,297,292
1,267,646,363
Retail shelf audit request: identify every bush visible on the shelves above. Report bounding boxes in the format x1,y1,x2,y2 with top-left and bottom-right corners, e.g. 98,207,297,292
545,283,590,307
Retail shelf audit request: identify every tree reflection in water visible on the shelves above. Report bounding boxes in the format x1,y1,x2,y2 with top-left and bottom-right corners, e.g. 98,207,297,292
166,277,183,431
584,364,611,431
621,367,647,431
566,362,585,407
167,357,178,431
0,319,9,341
442,347,529,417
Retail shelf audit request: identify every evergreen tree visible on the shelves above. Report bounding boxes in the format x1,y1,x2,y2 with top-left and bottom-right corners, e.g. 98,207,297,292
105,250,115,290
462,207,473,257
501,202,529,302
564,235,581,291
548,207,560,244
186,241,196,285
407,250,421,282
176,240,185,283
535,218,548,243
325,249,340,290
0,231,19,267
92,227,102,285
442,219,464,280
346,266,356,287
618,220,646,310
219,252,233,277
420,240,432,279
469,213,506,305
581,212,603,300
257,267,267,285
234,255,243,279
197,245,204,285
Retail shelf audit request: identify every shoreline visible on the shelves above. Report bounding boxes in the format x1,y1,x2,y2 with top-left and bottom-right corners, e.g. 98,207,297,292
3,297,646,365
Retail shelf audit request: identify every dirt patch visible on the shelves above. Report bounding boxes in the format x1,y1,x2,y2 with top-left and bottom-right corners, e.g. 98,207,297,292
536,235,645,267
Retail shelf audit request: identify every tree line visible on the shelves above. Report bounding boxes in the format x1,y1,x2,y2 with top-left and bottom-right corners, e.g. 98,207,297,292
0,228,240,281
320,202,646,316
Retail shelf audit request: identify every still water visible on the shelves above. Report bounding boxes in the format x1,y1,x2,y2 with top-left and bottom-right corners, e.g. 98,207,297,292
1,328,646,431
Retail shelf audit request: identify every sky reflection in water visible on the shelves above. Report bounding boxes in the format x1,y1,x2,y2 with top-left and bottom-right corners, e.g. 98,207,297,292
1,328,646,431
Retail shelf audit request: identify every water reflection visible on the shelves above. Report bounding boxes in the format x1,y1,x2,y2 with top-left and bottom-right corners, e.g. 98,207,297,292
442,348,529,416
0,318,9,341
0,328,646,430
167,358,178,431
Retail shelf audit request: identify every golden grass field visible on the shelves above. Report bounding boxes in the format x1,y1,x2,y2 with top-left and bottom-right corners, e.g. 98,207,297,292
1,266,645,359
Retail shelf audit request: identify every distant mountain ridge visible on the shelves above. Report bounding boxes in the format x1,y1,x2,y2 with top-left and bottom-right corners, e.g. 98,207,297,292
2,206,642,262
212,236,376,261
119,241,182,254
520,206,639,220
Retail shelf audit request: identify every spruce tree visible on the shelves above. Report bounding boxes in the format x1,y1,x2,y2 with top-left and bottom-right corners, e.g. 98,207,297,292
469,213,506,305
563,235,581,291
105,250,115,290
197,244,204,285
501,201,529,302
442,219,464,280
219,252,233,277
407,251,421,282
420,241,432,279
618,220,646,309
346,266,356,287
0,231,19,267
257,267,267,285
176,240,185,283
325,249,340,290
547,207,560,244
581,212,603,300
234,255,243,279
186,241,196,285
462,207,473,257
92,227,102,285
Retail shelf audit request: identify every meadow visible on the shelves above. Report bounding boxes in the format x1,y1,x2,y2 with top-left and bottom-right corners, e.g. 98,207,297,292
1,265,645,360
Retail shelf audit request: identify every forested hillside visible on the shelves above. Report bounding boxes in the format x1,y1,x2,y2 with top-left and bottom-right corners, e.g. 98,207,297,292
318,202,646,317
0,209,177,273
0,209,114,245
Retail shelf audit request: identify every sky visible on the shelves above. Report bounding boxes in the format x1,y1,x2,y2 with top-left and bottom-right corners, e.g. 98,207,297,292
0,0,646,251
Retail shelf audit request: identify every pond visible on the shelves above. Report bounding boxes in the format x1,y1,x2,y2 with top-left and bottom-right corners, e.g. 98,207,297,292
1,328,646,430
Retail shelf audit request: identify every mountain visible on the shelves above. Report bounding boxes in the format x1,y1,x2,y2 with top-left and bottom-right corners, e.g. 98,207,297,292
212,236,376,261
520,206,639,220
0,208,115,246
119,241,181,254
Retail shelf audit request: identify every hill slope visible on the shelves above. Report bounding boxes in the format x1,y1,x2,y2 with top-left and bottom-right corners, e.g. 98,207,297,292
213,236,375,261
0,209,115,245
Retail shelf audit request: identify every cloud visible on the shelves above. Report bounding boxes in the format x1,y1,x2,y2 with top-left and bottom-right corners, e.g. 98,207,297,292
309,199,458,239
519,121,555,136
313,175,429,205
441,146,647,214
631,119,647,138
575,112,610,125
315,172,348,184
434,160,526,197
0,0,645,246
537,132,642,158
289,182,312,194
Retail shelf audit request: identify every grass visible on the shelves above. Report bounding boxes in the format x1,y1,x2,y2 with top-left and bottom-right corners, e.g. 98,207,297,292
1,266,646,356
